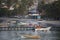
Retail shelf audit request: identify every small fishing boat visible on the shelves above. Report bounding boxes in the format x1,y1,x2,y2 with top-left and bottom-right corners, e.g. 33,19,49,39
35,27,51,31
21,34,40,39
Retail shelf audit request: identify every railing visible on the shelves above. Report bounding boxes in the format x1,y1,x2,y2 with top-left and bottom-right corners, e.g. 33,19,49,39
0,27,35,31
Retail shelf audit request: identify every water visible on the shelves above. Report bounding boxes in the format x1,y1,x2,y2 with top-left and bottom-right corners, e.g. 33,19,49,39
0,30,60,40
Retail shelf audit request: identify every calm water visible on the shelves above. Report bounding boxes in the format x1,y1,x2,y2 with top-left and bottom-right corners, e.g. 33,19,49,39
0,30,60,40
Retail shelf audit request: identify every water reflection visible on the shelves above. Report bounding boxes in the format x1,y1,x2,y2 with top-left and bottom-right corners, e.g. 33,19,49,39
0,31,60,40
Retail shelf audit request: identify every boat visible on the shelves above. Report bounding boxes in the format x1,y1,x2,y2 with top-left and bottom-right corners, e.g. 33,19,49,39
21,34,40,39
35,27,51,31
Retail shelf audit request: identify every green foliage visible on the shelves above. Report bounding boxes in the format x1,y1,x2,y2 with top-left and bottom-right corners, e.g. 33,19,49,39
18,0,33,15
45,0,60,18
0,0,34,16
38,0,60,19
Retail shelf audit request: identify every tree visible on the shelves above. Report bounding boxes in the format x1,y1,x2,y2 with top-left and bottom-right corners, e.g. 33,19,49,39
38,0,60,20
18,0,33,15
45,0,60,20
0,0,34,16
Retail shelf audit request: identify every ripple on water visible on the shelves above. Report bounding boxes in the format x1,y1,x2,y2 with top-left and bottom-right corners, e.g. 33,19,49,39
0,31,60,40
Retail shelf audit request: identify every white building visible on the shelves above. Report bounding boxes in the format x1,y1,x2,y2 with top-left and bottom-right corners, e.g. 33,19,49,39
28,0,41,19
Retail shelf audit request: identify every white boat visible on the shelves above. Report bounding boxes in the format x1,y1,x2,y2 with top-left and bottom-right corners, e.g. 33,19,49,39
35,27,51,31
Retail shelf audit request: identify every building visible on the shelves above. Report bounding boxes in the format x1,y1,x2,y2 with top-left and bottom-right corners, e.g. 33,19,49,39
28,0,41,19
